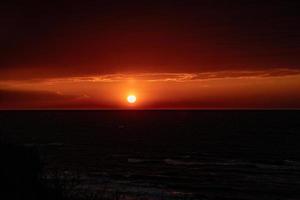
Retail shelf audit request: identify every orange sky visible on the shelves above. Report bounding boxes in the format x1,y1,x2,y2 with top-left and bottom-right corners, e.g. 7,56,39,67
1,1,300,109
1,69,300,109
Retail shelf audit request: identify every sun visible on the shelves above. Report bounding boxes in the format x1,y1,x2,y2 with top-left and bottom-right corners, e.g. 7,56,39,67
127,95,137,104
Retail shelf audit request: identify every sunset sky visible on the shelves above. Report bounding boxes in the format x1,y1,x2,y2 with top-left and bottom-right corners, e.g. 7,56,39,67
1,0,300,109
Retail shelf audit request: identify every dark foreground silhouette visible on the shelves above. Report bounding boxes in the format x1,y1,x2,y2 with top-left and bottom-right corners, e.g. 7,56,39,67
0,143,174,200
1,110,300,200
1,143,46,200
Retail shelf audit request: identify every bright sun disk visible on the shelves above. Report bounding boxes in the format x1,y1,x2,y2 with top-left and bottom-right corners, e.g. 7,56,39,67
127,95,137,104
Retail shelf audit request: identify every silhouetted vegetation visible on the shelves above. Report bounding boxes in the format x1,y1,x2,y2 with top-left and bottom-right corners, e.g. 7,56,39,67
0,142,194,200
0,142,42,200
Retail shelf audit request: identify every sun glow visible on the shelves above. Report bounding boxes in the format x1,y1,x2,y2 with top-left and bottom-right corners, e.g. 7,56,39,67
127,95,137,104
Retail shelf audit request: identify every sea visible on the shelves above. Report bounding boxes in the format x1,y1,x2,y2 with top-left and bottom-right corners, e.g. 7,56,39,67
1,110,300,199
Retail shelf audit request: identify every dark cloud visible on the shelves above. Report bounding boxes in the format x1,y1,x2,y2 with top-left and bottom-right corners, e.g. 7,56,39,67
0,89,76,109
0,0,299,77
0,89,125,109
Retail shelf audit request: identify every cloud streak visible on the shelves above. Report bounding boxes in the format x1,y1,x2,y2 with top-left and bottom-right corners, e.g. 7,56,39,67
40,68,300,83
2,68,299,87
1,68,300,109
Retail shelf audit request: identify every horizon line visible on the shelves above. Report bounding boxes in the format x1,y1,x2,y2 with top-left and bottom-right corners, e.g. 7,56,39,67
1,108,300,111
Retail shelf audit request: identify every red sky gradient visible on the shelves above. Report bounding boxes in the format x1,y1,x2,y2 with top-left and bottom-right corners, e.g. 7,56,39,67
1,0,300,109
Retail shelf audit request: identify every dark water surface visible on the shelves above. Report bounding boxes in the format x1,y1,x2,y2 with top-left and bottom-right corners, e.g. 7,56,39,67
1,111,300,199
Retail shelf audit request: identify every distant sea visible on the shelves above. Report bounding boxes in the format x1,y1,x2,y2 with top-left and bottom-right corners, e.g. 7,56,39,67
1,111,300,199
